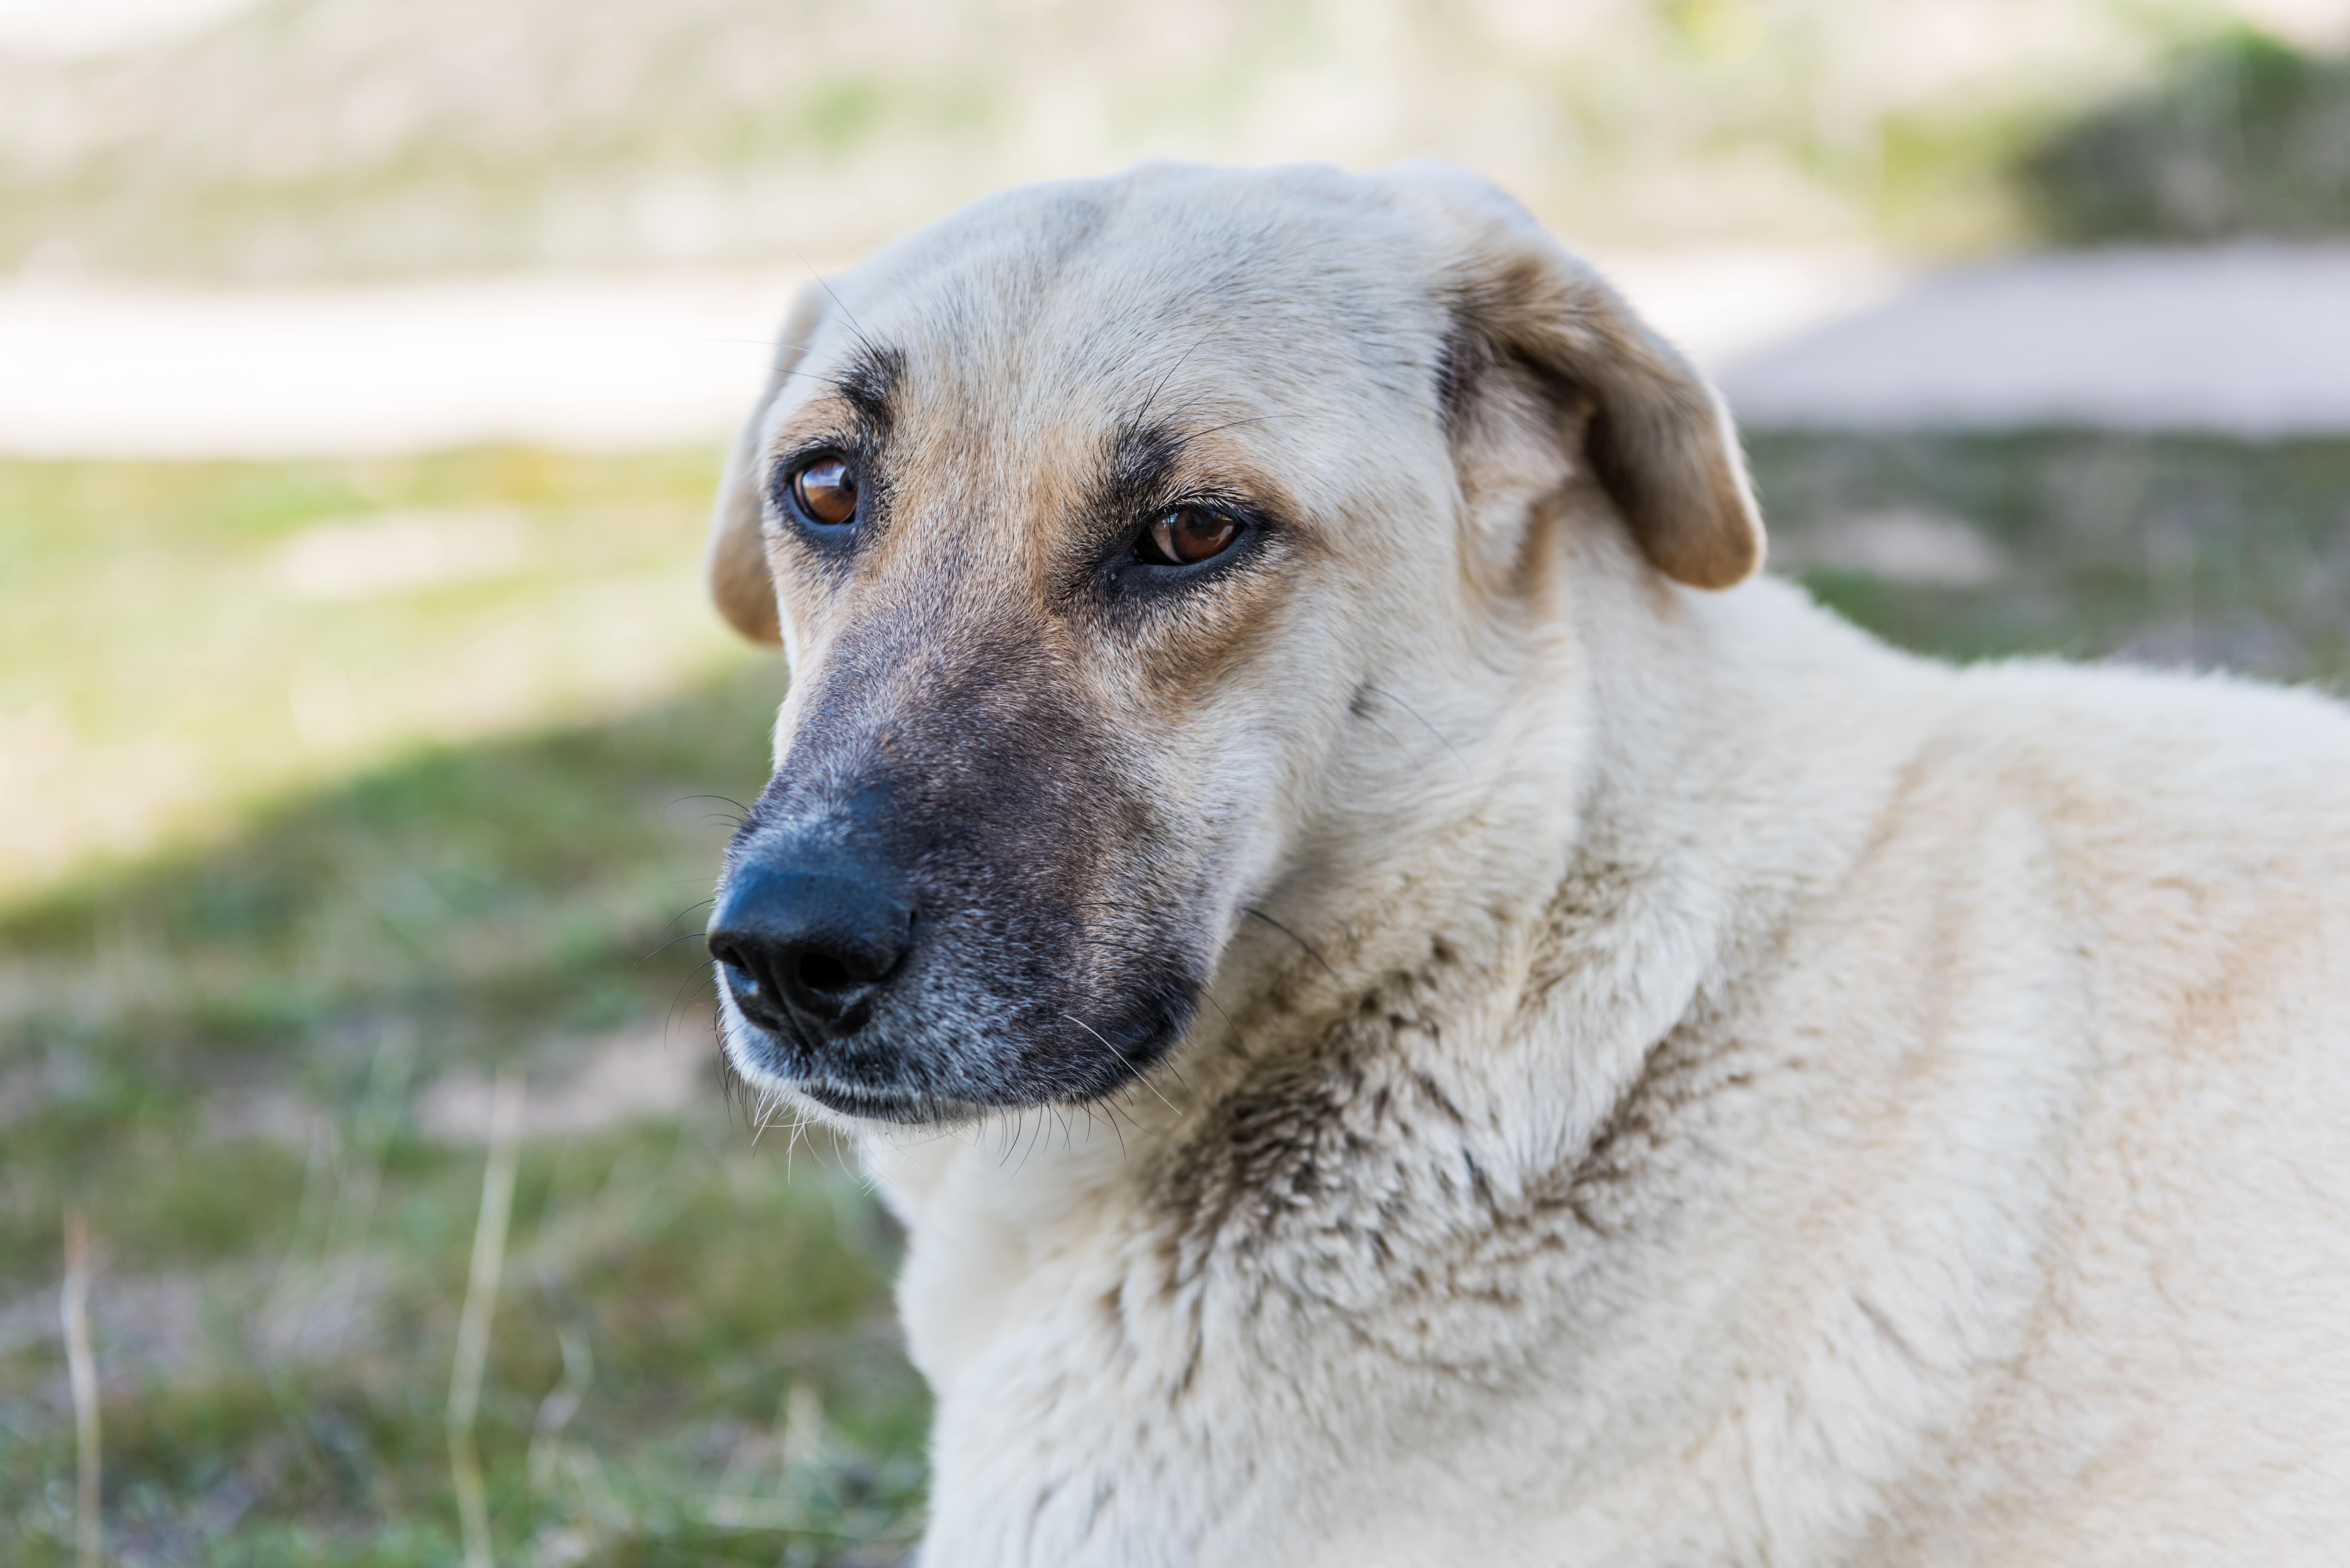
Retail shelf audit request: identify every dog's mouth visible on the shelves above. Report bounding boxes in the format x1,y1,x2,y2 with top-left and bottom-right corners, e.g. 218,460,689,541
789,1079,961,1125
718,967,1197,1127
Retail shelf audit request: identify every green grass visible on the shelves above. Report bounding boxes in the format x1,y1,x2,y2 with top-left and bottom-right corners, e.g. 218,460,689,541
1748,429,2350,686
0,447,753,895
0,449,928,1564
4,432,2347,1562
1,663,936,1561
0,663,935,1561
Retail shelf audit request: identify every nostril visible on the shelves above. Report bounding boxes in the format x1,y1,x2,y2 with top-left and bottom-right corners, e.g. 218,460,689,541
768,933,898,1031
709,940,787,1032
795,950,854,997
708,857,914,1037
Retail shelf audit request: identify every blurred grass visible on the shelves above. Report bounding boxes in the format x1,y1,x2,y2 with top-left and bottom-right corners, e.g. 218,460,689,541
0,446,755,894
5,431,2348,1561
1,671,935,1564
0,0,2311,281
1,449,929,1564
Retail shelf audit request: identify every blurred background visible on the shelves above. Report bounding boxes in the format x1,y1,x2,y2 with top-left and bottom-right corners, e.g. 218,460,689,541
5,0,2350,1562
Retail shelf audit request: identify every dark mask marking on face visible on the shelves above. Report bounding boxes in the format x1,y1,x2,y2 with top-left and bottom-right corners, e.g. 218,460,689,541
716,607,1211,1119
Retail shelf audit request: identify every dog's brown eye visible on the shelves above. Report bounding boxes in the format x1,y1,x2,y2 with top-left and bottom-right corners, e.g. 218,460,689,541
1144,507,1239,566
791,458,858,527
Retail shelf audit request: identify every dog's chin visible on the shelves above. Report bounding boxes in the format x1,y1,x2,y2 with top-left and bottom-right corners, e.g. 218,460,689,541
719,1004,1190,1128
713,1013,998,1127
721,1038,976,1127
728,1056,993,1127
709,983,1194,1128
791,1080,975,1125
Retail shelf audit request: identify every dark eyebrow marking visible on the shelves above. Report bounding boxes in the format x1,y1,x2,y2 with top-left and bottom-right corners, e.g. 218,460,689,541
1093,417,1188,524
831,343,906,434
1086,410,1291,538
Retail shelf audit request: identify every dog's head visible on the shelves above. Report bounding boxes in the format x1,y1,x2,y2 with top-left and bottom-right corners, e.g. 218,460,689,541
703,162,1760,1124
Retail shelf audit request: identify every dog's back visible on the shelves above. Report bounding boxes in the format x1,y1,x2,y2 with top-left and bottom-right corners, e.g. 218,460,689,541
1688,643,2350,1564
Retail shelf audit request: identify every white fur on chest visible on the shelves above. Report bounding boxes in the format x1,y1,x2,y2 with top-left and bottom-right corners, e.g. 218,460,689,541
872,839,2074,1565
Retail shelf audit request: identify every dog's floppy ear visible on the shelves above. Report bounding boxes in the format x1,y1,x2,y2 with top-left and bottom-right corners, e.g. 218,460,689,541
707,283,833,645
1380,163,1764,590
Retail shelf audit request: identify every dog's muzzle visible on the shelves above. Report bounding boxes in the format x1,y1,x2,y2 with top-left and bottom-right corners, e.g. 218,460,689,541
707,667,1203,1121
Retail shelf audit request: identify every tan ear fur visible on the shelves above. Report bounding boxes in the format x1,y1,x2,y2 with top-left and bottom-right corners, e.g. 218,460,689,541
1382,162,1765,591
707,284,833,645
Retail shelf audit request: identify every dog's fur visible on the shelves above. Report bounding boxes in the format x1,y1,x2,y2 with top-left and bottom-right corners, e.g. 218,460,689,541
704,162,2350,1564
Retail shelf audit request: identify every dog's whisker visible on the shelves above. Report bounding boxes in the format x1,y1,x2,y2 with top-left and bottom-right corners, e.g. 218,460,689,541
797,249,890,374
1240,906,1341,982
1093,1099,1128,1159
655,896,719,938
1062,1012,1183,1120
1166,412,1284,455
1014,1107,1053,1175
671,792,753,820
1353,705,1411,758
664,957,721,1043
638,925,718,965
1360,684,1472,773
1130,324,1224,426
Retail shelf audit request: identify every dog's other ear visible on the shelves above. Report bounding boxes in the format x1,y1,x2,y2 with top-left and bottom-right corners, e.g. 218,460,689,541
1379,162,1764,590
707,283,832,645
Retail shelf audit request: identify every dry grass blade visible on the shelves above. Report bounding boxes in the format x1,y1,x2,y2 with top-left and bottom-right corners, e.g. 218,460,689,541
447,1067,526,1568
526,1316,594,1497
780,1376,824,1481
61,1208,101,1568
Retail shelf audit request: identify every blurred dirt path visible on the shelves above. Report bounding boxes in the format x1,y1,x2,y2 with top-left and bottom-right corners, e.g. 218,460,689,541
4,246,2350,455
0,249,1887,455
0,271,801,456
1719,244,2350,435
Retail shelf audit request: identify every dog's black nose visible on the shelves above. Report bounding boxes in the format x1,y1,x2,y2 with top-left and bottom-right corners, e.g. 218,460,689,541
708,853,913,1037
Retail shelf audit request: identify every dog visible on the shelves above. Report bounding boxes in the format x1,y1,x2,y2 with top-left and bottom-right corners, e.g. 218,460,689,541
701,161,2350,1565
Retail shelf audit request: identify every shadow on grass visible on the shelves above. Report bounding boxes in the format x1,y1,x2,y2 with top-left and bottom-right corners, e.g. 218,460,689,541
2,661,932,1566
1748,428,2350,688
4,657,787,1112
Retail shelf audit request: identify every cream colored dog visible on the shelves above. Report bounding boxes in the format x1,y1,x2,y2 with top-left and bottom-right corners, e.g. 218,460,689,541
700,161,2350,1565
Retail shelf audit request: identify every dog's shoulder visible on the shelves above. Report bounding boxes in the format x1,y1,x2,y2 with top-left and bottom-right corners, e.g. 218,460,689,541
1908,658,2350,1032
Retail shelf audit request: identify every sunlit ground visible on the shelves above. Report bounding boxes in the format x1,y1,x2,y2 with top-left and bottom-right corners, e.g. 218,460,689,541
0,449,761,891
3,432,2346,1564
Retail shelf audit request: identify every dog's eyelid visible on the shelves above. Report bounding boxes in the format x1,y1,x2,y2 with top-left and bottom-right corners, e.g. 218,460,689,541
769,431,860,475
1150,481,1267,529
1112,495,1277,581
767,435,866,502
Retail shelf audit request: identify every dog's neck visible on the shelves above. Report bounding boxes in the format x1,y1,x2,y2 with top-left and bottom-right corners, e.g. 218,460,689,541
1173,516,1903,1112
863,522,1916,1389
